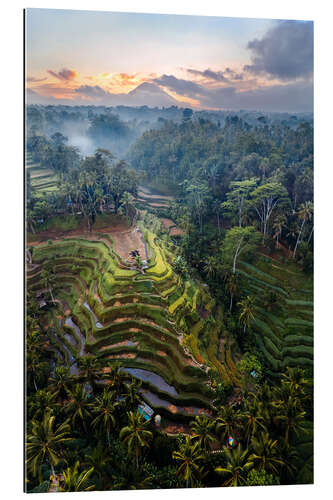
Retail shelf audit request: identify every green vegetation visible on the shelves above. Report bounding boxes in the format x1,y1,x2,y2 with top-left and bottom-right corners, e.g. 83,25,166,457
26,107,313,491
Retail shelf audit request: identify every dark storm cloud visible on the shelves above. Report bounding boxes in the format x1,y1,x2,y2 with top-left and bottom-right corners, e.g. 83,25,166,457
244,20,313,80
200,81,313,112
47,68,78,81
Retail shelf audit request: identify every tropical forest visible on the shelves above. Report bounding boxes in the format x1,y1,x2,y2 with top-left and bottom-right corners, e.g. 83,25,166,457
25,104,313,492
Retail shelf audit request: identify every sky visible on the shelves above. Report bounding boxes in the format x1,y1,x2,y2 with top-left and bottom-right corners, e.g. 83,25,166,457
25,8,313,112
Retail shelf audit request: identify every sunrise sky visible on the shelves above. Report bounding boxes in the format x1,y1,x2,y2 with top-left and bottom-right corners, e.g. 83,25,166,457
25,8,314,112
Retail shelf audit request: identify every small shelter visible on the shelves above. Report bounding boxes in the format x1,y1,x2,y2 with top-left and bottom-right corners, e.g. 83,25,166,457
138,402,154,421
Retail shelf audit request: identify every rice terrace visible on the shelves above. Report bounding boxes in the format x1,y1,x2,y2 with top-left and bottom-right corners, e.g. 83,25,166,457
25,8,313,493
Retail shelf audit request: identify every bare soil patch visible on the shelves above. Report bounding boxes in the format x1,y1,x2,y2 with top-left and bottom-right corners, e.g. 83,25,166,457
170,227,185,236
27,215,147,262
108,353,136,360
161,218,175,229
110,226,147,261
149,202,169,208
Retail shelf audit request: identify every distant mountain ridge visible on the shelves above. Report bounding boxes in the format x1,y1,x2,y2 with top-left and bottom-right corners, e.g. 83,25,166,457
27,82,179,107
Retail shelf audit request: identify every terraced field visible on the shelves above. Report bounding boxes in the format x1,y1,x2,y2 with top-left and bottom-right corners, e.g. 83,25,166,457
238,254,313,376
135,186,173,210
25,152,59,196
27,225,221,422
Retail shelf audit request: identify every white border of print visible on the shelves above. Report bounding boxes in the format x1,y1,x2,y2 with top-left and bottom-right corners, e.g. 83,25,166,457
1,1,331,499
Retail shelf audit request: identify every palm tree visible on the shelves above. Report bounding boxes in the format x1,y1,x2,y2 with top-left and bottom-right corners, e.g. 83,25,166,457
203,256,218,280
65,384,92,432
121,379,142,411
26,411,71,489
272,214,287,248
120,411,153,469
105,362,128,396
293,201,313,258
224,272,238,312
237,296,255,335
215,445,252,486
257,382,275,428
60,461,95,492
40,268,56,304
77,356,102,392
90,389,117,446
248,432,285,475
84,441,111,488
277,442,298,481
135,255,144,273
121,191,136,224
26,351,49,392
216,405,241,444
281,367,310,399
273,397,307,445
48,366,73,401
212,199,222,234
112,463,153,490
190,415,216,452
242,399,266,447
29,389,57,420
172,436,205,488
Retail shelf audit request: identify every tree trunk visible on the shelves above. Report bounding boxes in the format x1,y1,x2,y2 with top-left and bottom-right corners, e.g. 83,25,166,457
293,219,305,258
114,196,120,214
229,293,233,312
233,239,242,274
263,220,267,243
307,225,314,243
26,248,32,264
50,463,58,492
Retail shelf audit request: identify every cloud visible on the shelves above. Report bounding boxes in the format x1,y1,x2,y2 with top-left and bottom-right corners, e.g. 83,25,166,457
74,85,108,98
26,74,313,112
199,81,313,112
26,88,62,104
185,68,244,83
224,68,243,81
47,68,78,81
26,76,47,83
186,68,229,83
74,82,178,107
153,73,312,112
244,20,313,80
153,74,205,98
